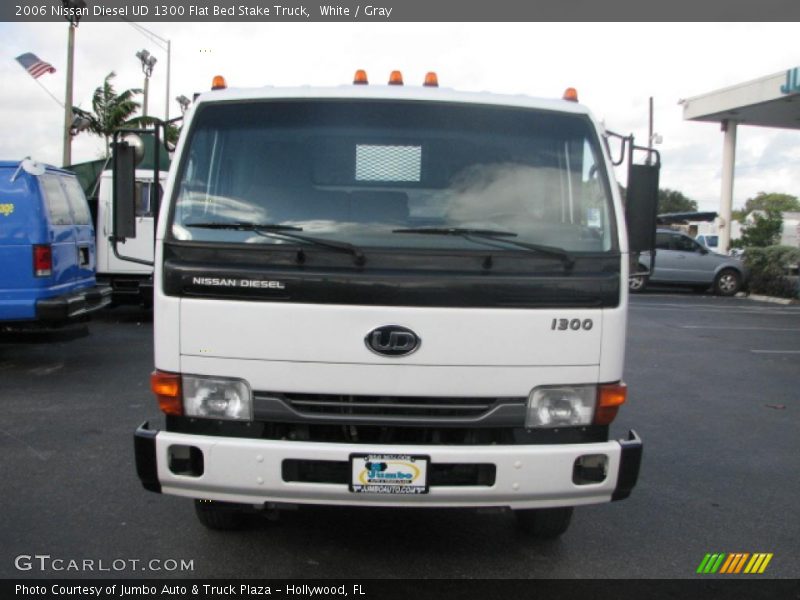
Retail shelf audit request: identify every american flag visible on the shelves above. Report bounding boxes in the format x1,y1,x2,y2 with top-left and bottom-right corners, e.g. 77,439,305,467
15,52,56,79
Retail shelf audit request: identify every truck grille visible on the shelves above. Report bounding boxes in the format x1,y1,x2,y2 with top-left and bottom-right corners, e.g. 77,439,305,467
286,394,499,418
253,392,527,426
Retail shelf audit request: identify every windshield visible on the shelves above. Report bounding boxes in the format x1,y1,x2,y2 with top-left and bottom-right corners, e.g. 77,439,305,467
170,99,616,254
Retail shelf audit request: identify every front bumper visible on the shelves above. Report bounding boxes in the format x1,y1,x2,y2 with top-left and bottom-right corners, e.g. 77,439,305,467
134,422,642,509
35,285,112,321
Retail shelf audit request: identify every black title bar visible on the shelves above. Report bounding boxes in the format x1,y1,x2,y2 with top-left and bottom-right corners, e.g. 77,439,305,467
4,0,799,22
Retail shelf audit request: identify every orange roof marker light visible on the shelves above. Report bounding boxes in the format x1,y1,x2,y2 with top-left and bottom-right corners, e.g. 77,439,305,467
388,70,404,86
563,87,579,102
423,72,439,87
353,69,369,85
211,75,227,90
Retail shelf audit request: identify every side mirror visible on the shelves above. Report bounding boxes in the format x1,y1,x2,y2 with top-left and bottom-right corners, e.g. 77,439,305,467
625,163,660,254
112,138,137,240
21,158,46,176
123,133,146,166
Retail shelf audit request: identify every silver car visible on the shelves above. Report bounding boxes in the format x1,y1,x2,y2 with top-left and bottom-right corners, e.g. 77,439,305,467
629,229,747,296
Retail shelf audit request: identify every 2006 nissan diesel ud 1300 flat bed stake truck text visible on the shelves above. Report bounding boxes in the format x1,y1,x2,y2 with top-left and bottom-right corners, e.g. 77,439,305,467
127,72,658,537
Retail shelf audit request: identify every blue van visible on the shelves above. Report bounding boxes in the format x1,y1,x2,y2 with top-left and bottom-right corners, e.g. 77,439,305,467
0,159,110,328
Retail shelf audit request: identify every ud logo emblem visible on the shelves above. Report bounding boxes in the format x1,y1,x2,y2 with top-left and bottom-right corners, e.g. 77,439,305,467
365,326,421,357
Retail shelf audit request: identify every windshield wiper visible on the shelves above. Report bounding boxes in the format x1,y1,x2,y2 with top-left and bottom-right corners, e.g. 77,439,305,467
187,221,303,232
186,221,366,265
393,227,519,237
392,227,575,270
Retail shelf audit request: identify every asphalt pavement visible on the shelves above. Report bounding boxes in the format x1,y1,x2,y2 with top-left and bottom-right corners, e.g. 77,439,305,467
1,292,798,579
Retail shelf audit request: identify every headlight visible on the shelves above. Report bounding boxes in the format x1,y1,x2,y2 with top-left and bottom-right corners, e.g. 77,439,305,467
526,385,595,428
182,375,252,421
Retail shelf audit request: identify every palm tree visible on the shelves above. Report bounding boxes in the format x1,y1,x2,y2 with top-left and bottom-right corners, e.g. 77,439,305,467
73,72,144,157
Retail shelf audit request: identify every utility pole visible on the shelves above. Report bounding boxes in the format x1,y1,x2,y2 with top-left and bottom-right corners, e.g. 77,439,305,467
63,23,75,166
647,96,653,164
165,39,171,122
647,96,662,165
61,0,86,167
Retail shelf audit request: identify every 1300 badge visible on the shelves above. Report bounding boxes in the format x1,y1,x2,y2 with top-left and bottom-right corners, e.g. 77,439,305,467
551,318,593,331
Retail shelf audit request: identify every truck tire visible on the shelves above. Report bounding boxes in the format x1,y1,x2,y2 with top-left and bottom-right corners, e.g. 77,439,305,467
628,273,648,293
194,499,247,530
713,269,742,296
514,507,573,539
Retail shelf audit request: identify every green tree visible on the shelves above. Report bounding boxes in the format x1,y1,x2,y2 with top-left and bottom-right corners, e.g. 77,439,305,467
743,245,800,298
733,192,800,221
165,122,181,148
73,72,143,158
732,210,783,248
657,188,698,214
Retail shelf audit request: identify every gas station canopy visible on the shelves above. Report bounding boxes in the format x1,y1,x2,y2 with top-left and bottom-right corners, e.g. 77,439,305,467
682,68,800,130
681,66,800,252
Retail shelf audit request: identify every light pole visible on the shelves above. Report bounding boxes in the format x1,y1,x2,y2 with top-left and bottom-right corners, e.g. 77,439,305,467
647,96,662,165
135,49,157,117
126,21,171,121
176,95,191,115
61,0,86,167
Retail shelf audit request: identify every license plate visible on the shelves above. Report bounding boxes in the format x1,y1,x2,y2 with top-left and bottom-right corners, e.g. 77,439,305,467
350,454,429,494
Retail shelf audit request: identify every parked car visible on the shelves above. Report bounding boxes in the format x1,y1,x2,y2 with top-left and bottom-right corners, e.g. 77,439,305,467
0,159,111,329
694,233,719,251
630,229,747,296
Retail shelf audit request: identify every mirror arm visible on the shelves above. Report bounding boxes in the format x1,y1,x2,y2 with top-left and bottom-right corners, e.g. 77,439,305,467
604,130,630,167
110,235,155,267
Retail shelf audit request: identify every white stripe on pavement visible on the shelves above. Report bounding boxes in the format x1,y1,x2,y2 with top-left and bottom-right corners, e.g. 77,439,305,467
681,326,800,331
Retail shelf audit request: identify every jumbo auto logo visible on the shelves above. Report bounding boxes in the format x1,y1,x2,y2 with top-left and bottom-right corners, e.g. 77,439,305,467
351,454,429,495
358,459,420,485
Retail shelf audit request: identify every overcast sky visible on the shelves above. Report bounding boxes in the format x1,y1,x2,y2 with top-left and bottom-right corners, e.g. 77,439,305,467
2,22,798,211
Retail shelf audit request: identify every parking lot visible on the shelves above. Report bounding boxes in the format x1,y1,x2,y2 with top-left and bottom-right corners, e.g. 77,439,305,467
1,291,798,579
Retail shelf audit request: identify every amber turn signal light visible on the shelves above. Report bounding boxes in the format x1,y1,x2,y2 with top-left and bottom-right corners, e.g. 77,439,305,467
151,370,182,416
594,382,627,425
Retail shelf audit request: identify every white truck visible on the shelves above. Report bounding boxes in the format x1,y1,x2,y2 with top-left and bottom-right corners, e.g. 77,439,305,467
123,72,658,537
94,169,167,305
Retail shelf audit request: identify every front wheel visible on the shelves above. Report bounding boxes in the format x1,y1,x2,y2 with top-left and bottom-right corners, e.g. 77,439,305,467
628,273,648,293
714,269,742,296
514,507,573,539
194,499,247,530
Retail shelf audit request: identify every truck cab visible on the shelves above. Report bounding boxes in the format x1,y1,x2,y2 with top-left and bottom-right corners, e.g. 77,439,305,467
129,74,657,537
95,169,166,305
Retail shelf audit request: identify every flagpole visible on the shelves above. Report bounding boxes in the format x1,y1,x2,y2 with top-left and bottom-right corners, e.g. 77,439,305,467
33,77,65,109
